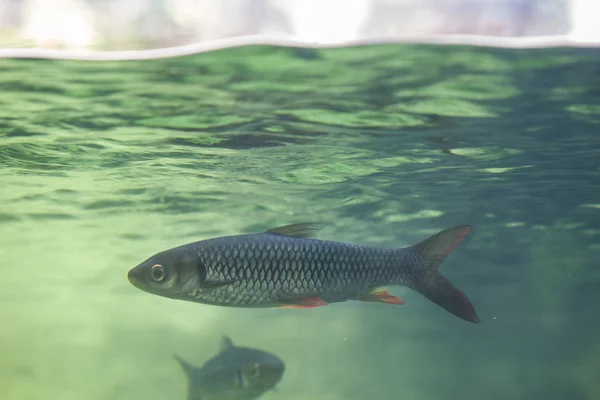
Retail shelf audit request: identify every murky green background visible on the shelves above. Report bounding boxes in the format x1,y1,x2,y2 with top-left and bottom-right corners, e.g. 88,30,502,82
0,44,599,400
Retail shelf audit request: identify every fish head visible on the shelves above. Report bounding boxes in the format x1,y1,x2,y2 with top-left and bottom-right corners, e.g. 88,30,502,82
234,349,286,393
127,248,202,299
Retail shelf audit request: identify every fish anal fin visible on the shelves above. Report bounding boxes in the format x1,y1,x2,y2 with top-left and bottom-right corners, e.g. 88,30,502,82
276,295,328,308
266,223,326,238
359,288,405,305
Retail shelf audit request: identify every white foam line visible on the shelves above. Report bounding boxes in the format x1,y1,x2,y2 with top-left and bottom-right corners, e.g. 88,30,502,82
0,33,597,61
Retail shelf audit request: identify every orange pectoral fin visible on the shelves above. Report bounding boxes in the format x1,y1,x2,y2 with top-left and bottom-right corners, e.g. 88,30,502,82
276,296,328,309
359,289,405,305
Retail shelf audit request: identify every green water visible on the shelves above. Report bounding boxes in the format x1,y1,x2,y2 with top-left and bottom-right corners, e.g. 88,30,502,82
0,44,599,400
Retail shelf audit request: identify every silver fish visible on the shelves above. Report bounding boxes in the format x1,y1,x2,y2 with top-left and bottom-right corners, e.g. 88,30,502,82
128,223,479,323
175,336,284,400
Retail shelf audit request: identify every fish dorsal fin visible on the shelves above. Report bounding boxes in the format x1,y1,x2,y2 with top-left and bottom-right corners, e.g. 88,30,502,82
220,335,234,352
266,223,326,238
174,354,196,379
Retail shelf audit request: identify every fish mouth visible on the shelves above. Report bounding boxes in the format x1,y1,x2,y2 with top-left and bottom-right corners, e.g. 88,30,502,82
127,267,144,288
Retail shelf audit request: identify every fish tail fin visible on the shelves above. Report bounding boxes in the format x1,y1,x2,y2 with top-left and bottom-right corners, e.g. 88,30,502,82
174,354,195,378
408,225,480,323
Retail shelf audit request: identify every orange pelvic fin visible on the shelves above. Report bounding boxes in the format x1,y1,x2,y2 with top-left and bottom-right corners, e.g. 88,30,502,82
359,288,405,305
277,296,328,309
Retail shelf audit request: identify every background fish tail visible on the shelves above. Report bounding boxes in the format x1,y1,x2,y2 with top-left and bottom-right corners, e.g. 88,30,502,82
174,354,195,378
408,225,480,323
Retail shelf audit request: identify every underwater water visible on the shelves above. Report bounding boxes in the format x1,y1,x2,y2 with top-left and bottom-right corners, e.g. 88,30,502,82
0,44,599,400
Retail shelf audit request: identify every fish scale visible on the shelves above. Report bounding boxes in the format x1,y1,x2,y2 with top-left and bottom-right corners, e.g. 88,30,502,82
189,233,414,306
128,223,481,323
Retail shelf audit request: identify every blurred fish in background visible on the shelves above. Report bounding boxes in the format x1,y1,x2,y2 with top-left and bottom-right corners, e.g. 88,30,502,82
174,336,285,400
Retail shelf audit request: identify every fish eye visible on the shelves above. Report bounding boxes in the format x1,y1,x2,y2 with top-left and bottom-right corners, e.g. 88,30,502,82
250,363,260,378
150,264,165,282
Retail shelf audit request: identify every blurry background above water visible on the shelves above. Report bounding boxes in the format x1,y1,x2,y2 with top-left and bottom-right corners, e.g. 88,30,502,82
0,0,599,55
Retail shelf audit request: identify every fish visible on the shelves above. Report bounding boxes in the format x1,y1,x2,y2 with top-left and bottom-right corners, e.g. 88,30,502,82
127,223,480,323
174,336,285,400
